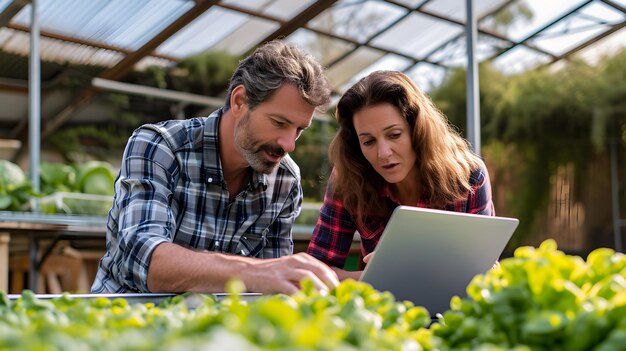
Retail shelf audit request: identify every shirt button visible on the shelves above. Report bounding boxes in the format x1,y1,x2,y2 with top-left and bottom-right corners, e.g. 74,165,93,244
215,241,220,247
207,177,213,183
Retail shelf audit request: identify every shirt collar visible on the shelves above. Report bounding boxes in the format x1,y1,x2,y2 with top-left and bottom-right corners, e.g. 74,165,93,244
381,182,429,208
203,108,268,190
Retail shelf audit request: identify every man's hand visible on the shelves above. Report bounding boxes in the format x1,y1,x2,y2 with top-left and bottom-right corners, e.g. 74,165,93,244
148,244,338,295
242,252,339,295
362,252,375,264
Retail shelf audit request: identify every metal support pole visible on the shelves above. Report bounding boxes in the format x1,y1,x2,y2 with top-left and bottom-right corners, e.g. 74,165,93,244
465,0,480,155
610,139,623,252
29,0,41,201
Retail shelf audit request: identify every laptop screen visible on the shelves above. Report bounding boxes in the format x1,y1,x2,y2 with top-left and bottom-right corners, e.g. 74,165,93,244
360,206,518,315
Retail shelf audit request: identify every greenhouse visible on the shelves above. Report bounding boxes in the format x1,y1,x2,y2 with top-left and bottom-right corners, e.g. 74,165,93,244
0,0,625,349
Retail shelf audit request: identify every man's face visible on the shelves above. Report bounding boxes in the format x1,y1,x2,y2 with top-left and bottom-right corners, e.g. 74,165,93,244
234,84,315,174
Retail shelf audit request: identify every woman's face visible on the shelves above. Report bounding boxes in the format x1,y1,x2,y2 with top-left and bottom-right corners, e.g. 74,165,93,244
352,103,417,184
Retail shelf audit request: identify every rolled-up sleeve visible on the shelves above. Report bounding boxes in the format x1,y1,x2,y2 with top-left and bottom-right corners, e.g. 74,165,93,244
104,127,179,292
466,163,495,216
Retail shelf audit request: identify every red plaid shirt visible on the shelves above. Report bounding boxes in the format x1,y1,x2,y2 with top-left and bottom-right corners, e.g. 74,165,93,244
307,165,495,268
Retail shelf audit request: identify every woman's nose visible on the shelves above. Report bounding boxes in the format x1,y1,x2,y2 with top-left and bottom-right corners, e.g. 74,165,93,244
378,142,392,159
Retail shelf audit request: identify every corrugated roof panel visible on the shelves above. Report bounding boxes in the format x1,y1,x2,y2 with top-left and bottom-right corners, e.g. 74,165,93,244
0,27,124,68
222,0,315,21
135,56,177,71
156,6,249,58
12,0,193,50
308,0,406,42
0,27,15,47
286,28,356,66
371,12,462,58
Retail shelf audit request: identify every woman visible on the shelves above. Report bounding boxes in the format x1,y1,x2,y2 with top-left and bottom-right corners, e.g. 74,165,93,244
307,70,494,280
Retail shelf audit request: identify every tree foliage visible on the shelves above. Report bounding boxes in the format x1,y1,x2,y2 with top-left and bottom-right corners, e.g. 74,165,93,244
430,49,626,246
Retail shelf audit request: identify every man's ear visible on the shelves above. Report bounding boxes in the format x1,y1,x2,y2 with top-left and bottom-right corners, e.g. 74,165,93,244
230,85,247,116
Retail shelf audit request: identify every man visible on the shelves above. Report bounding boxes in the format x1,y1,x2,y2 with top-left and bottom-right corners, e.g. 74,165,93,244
92,40,338,295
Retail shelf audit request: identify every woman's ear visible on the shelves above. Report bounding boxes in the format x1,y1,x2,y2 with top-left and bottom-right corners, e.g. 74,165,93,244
230,85,247,116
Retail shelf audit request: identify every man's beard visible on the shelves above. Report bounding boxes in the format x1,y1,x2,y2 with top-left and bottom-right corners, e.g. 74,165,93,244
234,112,285,174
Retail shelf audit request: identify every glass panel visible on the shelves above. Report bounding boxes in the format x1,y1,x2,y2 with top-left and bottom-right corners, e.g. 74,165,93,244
0,0,12,13
14,0,194,50
581,1,626,24
405,62,447,92
156,7,248,58
371,12,462,58
422,0,507,23
327,46,385,90
222,0,315,20
338,54,413,93
212,18,280,56
392,0,429,8
526,2,625,57
492,45,551,74
428,33,509,66
502,0,591,42
576,29,626,64
285,28,355,66
308,0,406,42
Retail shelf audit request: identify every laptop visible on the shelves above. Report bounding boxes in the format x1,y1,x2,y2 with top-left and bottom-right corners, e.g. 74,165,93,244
360,206,518,316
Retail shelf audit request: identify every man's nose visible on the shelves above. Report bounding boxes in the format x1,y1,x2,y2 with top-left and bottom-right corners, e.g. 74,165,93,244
277,132,297,154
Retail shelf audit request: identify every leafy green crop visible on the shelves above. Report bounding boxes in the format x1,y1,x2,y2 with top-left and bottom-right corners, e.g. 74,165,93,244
0,280,432,351
1,240,625,350
0,160,33,211
430,240,626,351
75,161,116,196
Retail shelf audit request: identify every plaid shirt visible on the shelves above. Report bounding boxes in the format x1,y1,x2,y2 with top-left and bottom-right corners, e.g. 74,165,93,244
307,164,494,268
92,109,303,293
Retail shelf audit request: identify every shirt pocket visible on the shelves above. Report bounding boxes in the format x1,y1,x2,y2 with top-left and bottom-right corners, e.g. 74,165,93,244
234,227,270,258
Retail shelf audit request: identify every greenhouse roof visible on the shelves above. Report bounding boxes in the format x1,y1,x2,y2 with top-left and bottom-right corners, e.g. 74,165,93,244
0,0,625,157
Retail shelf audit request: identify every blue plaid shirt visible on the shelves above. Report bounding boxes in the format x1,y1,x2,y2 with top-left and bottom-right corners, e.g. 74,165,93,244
92,109,303,293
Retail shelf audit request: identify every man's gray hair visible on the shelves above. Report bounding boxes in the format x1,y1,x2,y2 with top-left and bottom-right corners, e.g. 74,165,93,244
224,40,331,113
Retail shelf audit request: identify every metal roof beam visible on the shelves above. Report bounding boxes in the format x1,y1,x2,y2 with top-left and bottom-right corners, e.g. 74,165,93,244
386,0,554,61
0,0,29,28
257,0,338,44
324,0,431,69
601,0,626,15
487,0,595,61
217,2,447,69
547,19,626,64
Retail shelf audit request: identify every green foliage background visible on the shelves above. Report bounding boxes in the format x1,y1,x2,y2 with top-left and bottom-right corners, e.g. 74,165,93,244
430,49,626,248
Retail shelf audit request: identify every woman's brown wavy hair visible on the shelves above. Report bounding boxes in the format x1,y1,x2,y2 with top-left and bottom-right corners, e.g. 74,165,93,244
329,70,482,226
